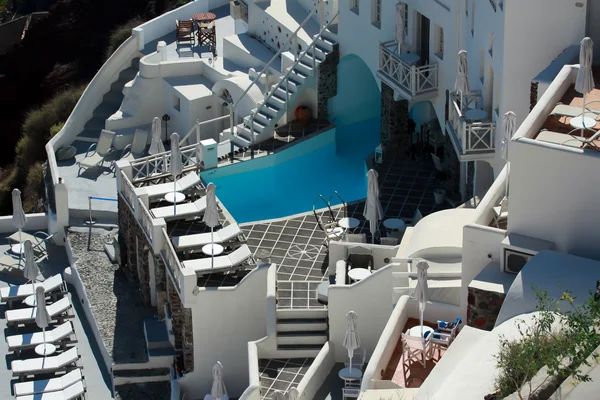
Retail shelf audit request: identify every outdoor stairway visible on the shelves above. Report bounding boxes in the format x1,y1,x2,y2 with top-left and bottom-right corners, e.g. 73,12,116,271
231,27,338,148
275,309,328,357
76,57,140,143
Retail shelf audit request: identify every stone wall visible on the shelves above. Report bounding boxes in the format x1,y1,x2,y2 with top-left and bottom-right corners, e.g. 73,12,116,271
380,82,409,153
155,255,167,320
467,286,506,331
530,81,539,112
317,43,339,119
167,276,194,373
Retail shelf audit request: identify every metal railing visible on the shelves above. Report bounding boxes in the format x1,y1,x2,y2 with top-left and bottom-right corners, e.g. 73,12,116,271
447,94,496,155
378,41,439,99
160,227,183,296
130,143,198,183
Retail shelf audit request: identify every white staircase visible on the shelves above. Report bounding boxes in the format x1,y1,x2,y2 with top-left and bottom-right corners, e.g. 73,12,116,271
231,12,339,149
274,309,328,358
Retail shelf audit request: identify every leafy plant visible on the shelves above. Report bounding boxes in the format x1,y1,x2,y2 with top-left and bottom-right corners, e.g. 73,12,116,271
49,122,65,138
105,16,145,60
494,288,600,399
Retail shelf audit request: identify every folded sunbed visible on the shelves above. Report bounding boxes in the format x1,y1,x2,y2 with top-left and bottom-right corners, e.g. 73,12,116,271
172,224,242,250
13,369,82,397
12,347,79,378
6,296,72,327
181,244,252,275
0,254,22,270
7,321,75,353
7,231,55,251
16,379,85,400
151,196,207,220
143,172,201,198
0,274,65,306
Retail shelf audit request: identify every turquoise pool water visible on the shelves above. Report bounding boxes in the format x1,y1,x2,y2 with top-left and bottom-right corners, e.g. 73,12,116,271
202,118,381,223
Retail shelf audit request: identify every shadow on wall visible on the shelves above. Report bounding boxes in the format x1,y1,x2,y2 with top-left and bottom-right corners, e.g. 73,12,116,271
332,54,381,127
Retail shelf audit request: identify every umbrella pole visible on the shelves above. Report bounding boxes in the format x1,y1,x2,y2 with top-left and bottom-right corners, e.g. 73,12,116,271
349,350,352,372
211,227,214,268
582,94,586,137
42,326,46,353
174,180,177,215
420,308,424,338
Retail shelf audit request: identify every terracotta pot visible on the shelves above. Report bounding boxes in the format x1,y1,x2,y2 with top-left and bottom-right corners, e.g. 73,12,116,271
295,105,312,127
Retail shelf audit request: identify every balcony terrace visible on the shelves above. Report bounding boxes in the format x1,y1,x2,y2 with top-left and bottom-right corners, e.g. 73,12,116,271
377,41,439,103
446,91,496,161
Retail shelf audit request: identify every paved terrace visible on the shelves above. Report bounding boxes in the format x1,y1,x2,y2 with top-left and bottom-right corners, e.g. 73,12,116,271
240,156,451,309
0,233,112,400
259,357,313,399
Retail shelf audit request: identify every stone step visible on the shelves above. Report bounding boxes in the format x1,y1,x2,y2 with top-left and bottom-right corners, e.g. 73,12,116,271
276,331,328,346
84,117,105,131
103,90,124,106
119,66,139,82
276,318,328,332
93,102,119,119
113,368,170,386
276,308,328,320
144,319,172,350
276,343,324,351
76,129,101,143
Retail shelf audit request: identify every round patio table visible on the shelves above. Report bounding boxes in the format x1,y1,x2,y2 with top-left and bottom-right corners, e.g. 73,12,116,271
338,367,363,381
570,115,597,130
164,191,186,204
35,343,56,356
11,243,25,255
193,12,217,23
408,325,434,338
464,109,488,121
202,243,224,257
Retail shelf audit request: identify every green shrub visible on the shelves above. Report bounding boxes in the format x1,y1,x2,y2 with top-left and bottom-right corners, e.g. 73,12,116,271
105,16,144,59
50,122,65,138
22,162,45,212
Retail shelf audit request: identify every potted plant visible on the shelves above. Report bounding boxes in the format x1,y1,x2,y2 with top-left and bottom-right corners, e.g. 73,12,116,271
434,188,446,205
230,1,242,19
295,105,312,127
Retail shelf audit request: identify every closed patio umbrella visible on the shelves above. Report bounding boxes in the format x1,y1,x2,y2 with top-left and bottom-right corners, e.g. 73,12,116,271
35,286,52,355
203,183,220,268
501,111,516,197
395,3,406,54
170,132,183,214
413,260,429,338
149,117,166,155
23,240,39,292
343,311,360,372
576,37,594,137
211,361,227,399
12,188,27,254
363,169,383,244
272,391,285,400
455,50,470,109
287,388,299,400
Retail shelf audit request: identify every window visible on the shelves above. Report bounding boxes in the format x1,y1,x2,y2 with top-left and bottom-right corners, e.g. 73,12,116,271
372,0,381,27
494,75,500,115
465,0,469,15
350,0,359,13
488,33,494,57
435,25,444,59
400,2,408,36
498,0,503,10
173,95,181,112
471,0,475,35
479,48,484,83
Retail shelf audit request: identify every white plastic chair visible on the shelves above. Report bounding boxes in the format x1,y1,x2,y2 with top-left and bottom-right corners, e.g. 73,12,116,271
342,388,360,399
6,296,72,326
13,369,82,397
7,321,76,354
402,330,432,368
181,245,252,275
77,129,116,175
11,347,79,377
121,129,150,161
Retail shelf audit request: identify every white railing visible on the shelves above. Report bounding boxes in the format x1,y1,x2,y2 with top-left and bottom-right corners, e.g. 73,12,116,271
161,227,183,296
129,143,198,183
138,200,154,243
120,170,137,212
378,41,439,99
447,94,496,155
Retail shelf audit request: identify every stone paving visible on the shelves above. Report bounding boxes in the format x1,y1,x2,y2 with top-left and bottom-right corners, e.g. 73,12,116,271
259,358,313,400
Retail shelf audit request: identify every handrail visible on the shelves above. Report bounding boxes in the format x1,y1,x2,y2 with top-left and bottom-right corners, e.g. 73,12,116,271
245,11,339,135
328,191,347,219
178,124,198,147
231,5,320,113
178,114,231,146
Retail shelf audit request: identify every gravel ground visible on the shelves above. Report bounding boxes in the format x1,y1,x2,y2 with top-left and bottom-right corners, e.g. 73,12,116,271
69,230,149,364
114,382,171,400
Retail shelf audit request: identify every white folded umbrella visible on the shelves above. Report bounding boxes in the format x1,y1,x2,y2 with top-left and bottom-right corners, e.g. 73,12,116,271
343,311,361,372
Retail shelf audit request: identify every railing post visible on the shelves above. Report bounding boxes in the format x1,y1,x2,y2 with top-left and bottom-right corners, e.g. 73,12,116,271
195,119,200,144
251,119,255,159
410,65,417,96
319,0,325,29
230,108,235,162
87,196,95,225
293,36,298,60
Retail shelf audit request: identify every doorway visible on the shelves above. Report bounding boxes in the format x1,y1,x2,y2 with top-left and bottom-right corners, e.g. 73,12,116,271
416,13,430,66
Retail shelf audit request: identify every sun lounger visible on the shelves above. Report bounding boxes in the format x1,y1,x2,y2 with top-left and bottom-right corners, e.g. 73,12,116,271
7,231,55,254
0,254,22,270
12,347,79,379
77,129,116,175
0,274,65,306
15,380,85,400
172,224,242,250
536,130,584,148
13,369,82,397
7,321,76,354
121,129,149,161
151,196,208,220
550,104,585,119
143,172,201,198
182,244,252,275
6,296,72,327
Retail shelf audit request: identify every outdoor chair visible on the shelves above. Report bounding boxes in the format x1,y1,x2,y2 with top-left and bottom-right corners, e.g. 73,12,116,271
11,347,79,379
380,237,399,246
7,321,76,354
342,388,360,399
492,196,508,228
344,246,373,280
0,274,65,306
0,254,22,271
151,196,208,220
431,317,462,355
13,369,82,397
15,380,85,400
143,172,201,198
402,330,432,369
172,223,242,251
176,19,195,46
6,296,73,327
344,233,366,243
181,244,253,275
121,129,149,161
8,231,55,255
198,21,216,47
77,129,116,176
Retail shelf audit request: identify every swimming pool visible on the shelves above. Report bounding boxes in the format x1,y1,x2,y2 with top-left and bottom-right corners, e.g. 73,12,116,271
201,117,381,223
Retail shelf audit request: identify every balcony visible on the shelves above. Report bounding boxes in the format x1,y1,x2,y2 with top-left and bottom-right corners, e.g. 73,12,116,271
446,92,496,161
377,41,439,102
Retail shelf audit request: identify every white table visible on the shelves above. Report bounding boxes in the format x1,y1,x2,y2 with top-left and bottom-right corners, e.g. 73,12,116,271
338,217,360,230
164,191,186,204
570,115,597,130
11,243,25,255
400,53,420,65
24,294,39,307
338,367,363,381
348,268,371,282
408,325,434,338
202,243,224,257
35,343,56,356
464,109,489,121
383,218,405,231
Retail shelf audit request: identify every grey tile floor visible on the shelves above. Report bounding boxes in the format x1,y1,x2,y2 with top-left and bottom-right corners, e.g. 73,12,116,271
258,358,313,399
276,281,325,309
